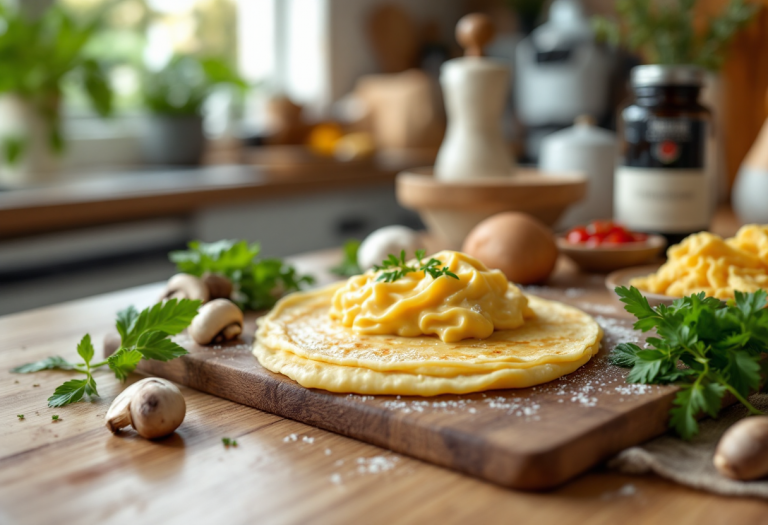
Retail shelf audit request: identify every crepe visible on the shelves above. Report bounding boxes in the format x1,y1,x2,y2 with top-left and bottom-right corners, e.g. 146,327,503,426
254,284,602,396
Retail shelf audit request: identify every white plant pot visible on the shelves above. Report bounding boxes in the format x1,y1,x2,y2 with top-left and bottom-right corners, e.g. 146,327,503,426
141,115,205,165
0,94,60,187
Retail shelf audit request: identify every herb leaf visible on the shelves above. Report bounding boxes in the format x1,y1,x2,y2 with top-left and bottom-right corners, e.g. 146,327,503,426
374,250,460,284
615,285,658,331
609,343,640,368
170,239,313,311
15,299,200,408
11,356,75,374
238,259,314,311
726,351,762,398
612,286,768,439
116,305,139,341
107,348,143,381
77,334,94,365
331,239,362,277
123,299,201,347
48,379,90,407
133,331,188,362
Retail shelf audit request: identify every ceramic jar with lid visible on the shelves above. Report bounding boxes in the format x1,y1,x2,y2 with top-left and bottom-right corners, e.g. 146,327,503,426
539,115,616,228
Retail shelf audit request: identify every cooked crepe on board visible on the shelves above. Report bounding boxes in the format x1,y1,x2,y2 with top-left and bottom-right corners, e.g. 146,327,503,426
254,284,603,396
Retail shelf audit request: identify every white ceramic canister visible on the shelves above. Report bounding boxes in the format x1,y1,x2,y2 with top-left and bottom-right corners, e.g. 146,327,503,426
434,57,515,181
733,115,768,223
539,115,616,228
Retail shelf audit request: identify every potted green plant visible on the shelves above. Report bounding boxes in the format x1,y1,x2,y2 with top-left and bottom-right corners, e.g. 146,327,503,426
0,4,112,186
141,54,247,165
593,0,759,69
593,0,760,204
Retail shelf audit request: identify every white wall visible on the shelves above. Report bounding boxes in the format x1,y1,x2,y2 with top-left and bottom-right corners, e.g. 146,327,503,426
238,0,464,118
327,0,464,103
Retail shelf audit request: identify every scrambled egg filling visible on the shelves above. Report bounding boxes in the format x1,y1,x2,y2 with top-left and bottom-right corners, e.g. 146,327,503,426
631,225,768,299
329,250,533,343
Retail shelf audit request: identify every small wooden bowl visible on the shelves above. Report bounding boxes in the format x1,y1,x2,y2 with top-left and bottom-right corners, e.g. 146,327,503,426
396,166,587,248
605,264,676,307
556,234,667,273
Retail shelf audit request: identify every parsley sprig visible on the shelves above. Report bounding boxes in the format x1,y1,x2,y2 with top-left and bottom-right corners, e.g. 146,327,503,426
330,239,362,277
170,239,313,310
373,250,459,283
611,286,768,439
11,299,200,407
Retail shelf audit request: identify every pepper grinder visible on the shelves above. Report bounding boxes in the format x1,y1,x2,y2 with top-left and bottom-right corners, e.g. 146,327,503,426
434,14,515,181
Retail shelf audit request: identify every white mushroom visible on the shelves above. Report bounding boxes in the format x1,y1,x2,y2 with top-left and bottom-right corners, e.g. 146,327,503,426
714,416,768,480
105,377,186,439
188,298,244,345
161,273,210,303
202,272,233,300
357,225,424,271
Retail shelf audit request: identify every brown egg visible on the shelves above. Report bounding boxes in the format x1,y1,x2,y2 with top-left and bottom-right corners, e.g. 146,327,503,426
462,212,558,284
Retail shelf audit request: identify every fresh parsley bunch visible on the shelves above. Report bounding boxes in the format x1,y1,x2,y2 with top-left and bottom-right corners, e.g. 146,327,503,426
374,249,459,283
612,286,768,439
331,239,362,277
169,239,314,310
12,299,200,407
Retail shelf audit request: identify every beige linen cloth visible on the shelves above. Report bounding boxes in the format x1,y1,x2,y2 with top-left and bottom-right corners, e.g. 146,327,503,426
608,394,768,498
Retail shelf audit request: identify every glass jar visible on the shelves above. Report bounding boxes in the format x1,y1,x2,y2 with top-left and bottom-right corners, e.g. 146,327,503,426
614,65,712,245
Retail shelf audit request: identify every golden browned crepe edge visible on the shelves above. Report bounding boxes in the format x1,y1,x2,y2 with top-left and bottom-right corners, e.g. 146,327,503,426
253,338,600,396
255,283,602,373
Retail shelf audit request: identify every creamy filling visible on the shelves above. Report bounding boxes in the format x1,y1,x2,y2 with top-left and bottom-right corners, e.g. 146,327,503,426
329,250,533,343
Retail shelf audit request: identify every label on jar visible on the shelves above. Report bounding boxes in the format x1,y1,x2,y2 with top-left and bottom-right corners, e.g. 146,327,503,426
623,117,707,169
614,167,709,232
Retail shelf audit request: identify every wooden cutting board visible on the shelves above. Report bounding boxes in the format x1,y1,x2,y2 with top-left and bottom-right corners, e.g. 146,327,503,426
128,280,679,491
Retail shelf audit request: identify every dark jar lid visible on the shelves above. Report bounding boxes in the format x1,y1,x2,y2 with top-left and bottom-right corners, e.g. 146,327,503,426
630,65,705,88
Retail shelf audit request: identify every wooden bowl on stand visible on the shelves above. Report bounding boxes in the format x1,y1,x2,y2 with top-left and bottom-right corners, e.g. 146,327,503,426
396,166,587,248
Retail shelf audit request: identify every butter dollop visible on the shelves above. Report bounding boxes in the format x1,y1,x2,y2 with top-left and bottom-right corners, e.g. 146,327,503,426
329,250,533,343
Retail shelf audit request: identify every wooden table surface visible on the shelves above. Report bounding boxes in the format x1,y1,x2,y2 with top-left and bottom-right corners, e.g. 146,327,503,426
2,248,768,525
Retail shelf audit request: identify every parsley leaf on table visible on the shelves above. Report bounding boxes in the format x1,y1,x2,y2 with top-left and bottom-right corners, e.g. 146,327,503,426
169,239,313,311
11,356,75,373
612,286,768,439
107,348,143,381
48,376,98,407
12,299,201,408
122,300,200,347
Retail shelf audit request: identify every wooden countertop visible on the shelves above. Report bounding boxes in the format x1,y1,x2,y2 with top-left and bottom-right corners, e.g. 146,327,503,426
0,163,397,239
2,248,767,524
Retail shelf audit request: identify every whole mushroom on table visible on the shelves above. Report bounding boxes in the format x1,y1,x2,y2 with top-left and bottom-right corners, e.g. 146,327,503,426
188,298,244,345
106,377,186,439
